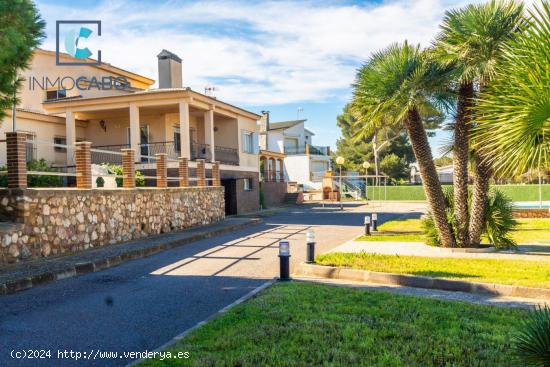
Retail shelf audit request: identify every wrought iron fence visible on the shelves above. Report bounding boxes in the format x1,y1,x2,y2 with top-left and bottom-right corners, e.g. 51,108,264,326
91,144,130,165
214,145,239,165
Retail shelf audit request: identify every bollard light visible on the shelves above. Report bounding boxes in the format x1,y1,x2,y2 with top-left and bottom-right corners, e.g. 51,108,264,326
372,213,378,231
306,229,315,263
364,215,371,236
278,240,291,281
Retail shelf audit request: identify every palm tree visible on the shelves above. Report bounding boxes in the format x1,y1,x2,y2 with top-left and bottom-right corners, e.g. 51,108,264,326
353,42,457,247
433,0,524,247
473,1,550,179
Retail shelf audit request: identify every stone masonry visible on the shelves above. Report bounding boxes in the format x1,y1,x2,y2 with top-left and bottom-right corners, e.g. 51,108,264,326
0,187,224,263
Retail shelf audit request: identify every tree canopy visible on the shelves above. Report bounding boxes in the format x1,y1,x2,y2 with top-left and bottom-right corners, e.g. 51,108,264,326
0,0,45,120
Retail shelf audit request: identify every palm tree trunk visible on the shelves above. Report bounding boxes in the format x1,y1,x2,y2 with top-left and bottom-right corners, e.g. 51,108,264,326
405,108,456,247
468,152,492,246
453,81,474,247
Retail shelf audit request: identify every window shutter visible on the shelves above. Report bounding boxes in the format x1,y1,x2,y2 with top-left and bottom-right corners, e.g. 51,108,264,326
241,130,246,152
252,133,259,154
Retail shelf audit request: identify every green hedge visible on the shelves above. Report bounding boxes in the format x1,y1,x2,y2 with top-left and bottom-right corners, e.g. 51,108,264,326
366,184,550,201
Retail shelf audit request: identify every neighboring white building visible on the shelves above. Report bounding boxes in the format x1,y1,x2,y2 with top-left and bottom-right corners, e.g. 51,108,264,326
410,163,454,184
260,118,331,190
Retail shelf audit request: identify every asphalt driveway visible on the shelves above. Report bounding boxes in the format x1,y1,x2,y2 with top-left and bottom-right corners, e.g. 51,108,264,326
0,202,410,366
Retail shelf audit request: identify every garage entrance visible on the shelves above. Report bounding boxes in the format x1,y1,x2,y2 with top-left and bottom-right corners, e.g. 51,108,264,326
221,179,238,215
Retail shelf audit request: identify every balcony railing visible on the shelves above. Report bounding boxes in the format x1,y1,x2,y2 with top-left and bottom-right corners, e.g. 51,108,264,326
284,145,330,156
92,141,240,166
214,145,239,166
91,144,130,164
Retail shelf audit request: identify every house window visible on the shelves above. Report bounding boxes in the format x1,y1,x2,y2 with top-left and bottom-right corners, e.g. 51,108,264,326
243,178,252,191
243,131,254,153
54,136,67,152
174,128,181,153
23,132,36,162
45,89,67,101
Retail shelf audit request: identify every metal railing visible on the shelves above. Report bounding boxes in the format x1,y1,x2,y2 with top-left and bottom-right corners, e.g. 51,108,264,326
284,145,330,156
91,144,130,164
214,145,239,165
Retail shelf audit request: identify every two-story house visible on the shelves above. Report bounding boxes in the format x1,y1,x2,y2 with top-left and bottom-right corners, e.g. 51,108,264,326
259,118,331,190
1,49,261,214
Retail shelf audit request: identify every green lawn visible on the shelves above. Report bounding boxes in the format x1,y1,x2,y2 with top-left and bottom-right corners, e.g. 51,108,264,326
365,218,550,244
139,282,525,367
367,184,550,201
316,252,550,288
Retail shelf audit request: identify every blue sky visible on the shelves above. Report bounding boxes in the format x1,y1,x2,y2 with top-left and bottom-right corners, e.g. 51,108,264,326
34,0,471,155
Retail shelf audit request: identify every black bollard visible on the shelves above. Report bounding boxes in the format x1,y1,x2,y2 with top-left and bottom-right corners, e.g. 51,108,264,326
306,230,315,263
372,213,378,231
278,240,291,281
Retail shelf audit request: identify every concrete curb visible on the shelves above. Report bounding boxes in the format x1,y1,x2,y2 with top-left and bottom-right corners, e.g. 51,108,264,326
126,279,276,366
295,263,550,301
0,218,262,295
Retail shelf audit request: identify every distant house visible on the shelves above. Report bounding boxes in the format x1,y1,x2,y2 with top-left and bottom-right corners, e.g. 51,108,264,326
259,118,331,190
410,164,454,184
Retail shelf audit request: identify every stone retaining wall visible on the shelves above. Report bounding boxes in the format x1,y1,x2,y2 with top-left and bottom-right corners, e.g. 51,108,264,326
0,187,224,263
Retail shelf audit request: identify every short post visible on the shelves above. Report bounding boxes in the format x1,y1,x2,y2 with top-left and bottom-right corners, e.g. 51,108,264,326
212,161,220,186
75,141,92,189
6,132,27,189
156,153,167,188
121,148,135,188
364,215,371,236
306,229,315,263
178,157,189,187
196,159,206,186
278,240,291,281
372,213,378,231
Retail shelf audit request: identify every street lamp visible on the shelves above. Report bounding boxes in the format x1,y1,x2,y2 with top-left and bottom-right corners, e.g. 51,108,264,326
362,161,370,200
336,156,345,210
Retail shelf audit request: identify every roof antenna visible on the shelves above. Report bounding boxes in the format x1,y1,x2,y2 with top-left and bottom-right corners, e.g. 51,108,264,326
297,107,304,119
204,85,217,98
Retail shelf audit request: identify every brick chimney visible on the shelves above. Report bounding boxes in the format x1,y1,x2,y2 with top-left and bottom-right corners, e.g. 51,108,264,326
157,49,182,89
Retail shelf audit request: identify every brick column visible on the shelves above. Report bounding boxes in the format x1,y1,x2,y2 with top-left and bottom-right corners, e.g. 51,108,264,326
178,157,189,187
196,159,206,186
212,161,220,186
279,159,285,182
156,153,167,188
121,149,135,188
75,141,92,189
6,132,27,189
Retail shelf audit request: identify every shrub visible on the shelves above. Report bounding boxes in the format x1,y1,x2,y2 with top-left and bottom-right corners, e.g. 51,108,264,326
513,305,550,367
0,159,63,187
96,176,105,188
421,188,517,249
102,164,144,187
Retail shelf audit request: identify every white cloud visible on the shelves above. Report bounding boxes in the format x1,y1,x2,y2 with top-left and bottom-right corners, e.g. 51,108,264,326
36,0,473,105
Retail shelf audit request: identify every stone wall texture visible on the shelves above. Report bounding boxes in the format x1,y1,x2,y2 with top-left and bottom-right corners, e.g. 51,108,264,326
0,187,224,263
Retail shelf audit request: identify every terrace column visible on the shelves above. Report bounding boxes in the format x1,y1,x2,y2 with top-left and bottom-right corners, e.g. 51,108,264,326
129,103,141,162
204,109,215,162
178,100,191,159
65,109,76,166
156,153,167,188
196,159,206,186
178,157,189,187
212,161,220,186
75,141,92,189
6,132,27,189
279,159,284,182
121,149,135,188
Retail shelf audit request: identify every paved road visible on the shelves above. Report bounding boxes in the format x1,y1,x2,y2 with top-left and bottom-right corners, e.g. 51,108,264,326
0,203,412,366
